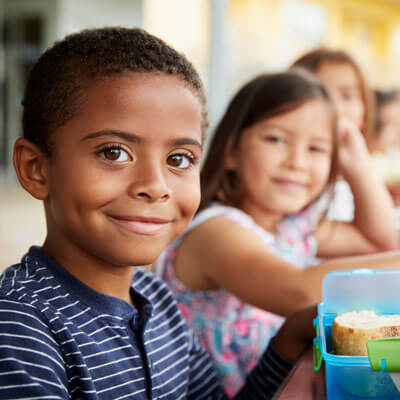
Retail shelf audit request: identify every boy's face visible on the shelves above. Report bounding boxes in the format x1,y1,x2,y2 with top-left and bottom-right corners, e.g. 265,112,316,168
43,73,203,267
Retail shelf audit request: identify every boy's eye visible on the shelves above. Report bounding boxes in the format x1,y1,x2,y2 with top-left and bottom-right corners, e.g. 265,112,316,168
100,147,130,162
167,153,194,169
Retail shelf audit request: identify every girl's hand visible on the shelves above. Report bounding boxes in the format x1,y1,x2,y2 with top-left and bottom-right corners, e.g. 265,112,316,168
271,304,317,363
338,117,370,179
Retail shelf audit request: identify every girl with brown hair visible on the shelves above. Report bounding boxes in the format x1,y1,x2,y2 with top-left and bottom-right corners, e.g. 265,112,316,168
156,70,398,396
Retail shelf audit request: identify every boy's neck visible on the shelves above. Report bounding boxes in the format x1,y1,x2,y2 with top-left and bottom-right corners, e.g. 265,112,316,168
42,236,136,307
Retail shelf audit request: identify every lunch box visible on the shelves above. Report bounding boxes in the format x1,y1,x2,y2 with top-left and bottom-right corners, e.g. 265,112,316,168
314,269,400,399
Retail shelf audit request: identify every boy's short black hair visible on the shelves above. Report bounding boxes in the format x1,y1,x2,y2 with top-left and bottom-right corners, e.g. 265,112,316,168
22,27,207,155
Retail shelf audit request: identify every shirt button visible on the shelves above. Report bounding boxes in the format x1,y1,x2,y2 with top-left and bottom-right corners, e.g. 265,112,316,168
130,316,137,330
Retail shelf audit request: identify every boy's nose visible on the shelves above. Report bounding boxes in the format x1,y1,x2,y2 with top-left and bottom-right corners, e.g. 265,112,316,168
128,162,171,202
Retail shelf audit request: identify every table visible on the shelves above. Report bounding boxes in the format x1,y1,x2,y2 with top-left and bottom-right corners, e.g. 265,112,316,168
273,346,326,399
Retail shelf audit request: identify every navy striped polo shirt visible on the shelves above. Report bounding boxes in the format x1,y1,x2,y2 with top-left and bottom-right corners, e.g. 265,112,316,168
0,246,291,399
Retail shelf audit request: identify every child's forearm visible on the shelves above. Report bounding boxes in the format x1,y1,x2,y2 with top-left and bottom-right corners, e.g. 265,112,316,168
271,304,317,363
236,304,316,399
345,159,398,251
235,342,294,400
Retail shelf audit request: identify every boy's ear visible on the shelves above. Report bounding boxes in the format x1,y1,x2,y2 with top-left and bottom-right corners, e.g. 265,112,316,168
13,138,50,200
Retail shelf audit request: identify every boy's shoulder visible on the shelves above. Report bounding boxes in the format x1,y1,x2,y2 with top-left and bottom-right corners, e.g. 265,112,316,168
0,250,182,328
0,250,61,313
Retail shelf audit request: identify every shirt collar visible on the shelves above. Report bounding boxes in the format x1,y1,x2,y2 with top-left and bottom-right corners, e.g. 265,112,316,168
26,246,152,320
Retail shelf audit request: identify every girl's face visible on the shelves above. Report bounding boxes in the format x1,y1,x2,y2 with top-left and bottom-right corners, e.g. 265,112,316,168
316,61,364,131
373,101,400,152
226,99,333,224
43,73,203,268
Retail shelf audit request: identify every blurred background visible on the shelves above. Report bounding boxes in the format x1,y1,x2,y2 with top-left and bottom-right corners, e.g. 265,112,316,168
2,0,400,268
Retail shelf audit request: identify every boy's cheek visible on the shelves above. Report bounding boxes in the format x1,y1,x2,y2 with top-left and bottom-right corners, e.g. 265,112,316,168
179,183,201,217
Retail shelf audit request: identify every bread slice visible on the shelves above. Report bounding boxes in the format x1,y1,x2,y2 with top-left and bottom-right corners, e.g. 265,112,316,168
332,310,400,356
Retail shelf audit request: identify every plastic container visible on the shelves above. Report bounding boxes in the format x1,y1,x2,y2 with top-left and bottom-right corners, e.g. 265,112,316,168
314,269,400,399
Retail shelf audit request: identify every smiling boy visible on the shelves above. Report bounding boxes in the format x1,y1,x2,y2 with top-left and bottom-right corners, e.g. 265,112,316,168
0,27,313,399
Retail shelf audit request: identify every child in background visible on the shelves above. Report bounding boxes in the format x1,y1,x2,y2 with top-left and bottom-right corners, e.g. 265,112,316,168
156,70,400,396
0,27,319,399
370,90,400,224
292,48,375,222
371,90,400,154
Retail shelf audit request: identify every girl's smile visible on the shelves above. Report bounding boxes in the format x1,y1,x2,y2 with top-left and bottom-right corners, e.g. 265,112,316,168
271,178,309,191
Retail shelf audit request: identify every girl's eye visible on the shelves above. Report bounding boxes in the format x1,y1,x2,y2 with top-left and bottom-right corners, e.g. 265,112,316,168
264,136,285,144
100,147,131,162
310,146,330,154
167,153,194,169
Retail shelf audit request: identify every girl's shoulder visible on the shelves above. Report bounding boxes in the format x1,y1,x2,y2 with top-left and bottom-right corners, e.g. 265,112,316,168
188,202,257,232
189,202,278,247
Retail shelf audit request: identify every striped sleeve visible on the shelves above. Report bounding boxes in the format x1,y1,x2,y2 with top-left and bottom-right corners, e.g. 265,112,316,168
0,299,69,399
186,329,226,399
235,342,293,399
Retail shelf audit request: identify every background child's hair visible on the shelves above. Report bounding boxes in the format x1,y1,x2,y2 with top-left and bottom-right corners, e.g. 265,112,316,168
374,89,398,133
200,69,339,210
22,27,207,156
292,48,375,148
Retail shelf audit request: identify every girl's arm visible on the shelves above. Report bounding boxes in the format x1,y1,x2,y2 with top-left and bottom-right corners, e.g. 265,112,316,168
175,216,400,316
316,118,398,258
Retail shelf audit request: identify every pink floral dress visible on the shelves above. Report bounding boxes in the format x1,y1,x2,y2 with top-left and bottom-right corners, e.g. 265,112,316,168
155,202,318,397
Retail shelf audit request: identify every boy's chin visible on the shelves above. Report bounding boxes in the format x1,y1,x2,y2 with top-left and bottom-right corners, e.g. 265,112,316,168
108,248,163,268
90,234,174,268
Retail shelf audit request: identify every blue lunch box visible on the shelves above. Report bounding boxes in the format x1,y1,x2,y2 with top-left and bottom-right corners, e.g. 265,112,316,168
314,269,400,399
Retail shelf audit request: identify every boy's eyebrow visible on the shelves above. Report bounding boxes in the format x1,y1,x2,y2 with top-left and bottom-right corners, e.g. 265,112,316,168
81,129,203,149
169,138,203,150
81,130,141,142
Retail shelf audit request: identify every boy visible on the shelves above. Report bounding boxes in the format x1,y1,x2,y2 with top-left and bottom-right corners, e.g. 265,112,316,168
0,27,314,399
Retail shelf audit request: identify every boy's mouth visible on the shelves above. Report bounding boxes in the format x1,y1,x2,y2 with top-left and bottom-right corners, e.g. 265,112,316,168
107,215,172,236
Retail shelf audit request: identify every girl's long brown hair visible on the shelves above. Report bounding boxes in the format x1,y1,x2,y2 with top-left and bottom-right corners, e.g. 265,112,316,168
200,69,339,211
292,48,375,149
